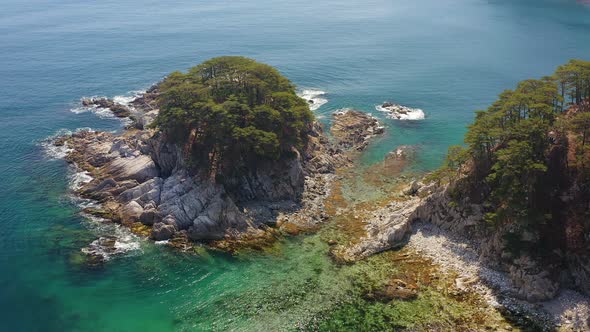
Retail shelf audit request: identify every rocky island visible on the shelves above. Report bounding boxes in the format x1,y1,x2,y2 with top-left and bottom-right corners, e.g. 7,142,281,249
57,57,384,254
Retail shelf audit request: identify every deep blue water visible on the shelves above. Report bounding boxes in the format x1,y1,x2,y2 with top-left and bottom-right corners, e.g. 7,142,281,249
1,0,589,331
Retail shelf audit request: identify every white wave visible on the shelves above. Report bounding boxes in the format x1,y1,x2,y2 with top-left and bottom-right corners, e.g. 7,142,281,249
70,107,90,114
333,108,352,116
70,105,118,119
113,95,135,106
41,140,72,160
81,233,142,261
70,196,101,210
69,169,93,191
79,212,143,261
39,129,73,160
71,89,144,120
71,165,142,261
113,90,144,106
376,103,425,120
298,89,328,111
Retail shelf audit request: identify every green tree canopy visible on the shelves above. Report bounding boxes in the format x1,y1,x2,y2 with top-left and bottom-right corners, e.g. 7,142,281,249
555,59,590,106
152,56,314,173
439,60,590,227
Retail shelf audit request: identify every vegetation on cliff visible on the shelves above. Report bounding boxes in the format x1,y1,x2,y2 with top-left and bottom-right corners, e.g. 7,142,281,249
152,56,313,173
434,59,590,256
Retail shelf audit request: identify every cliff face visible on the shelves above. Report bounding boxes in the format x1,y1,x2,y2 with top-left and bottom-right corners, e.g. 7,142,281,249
342,130,590,302
60,91,383,252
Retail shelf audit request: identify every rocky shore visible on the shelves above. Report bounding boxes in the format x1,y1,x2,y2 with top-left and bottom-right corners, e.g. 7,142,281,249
57,89,384,259
57,86,590,330
336,177,590,330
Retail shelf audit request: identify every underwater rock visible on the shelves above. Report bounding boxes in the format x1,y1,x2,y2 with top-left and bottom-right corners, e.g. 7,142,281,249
372,278,419,301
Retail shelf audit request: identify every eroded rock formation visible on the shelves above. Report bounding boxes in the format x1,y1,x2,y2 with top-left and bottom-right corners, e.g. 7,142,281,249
59,91,384,254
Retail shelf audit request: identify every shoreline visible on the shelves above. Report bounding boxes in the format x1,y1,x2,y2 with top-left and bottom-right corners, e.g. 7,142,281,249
407,221,590,331
47,84,590,331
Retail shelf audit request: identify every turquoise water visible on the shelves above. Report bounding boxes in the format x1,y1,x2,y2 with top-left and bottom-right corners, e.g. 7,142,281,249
1,0,590,330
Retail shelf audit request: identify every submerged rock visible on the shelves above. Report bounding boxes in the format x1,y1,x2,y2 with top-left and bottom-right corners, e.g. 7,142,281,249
371,278,419,302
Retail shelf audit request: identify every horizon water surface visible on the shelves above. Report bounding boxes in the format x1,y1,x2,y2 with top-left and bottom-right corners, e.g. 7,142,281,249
1,0,590,331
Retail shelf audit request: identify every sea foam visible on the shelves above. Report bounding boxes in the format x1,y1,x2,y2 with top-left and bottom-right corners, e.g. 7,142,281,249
40,128,95,160
77,201,143,261
71,89,145,120
376,103,425,120
80,215,143,261
298,89,328,111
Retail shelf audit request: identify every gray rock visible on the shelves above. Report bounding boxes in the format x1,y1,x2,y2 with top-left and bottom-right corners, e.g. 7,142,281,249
345,197,421,259
162,215,178,228
119,178,162,203
139,209,160,226
106,155,159,183
152,222,176,241
331,110,383,151
148,136,184,177
121,201,144,222
85,178,118,193
510,256,559,302
403,181,422,196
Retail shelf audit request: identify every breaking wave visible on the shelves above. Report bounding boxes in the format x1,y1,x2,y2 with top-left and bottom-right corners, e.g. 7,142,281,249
298,89,328,111
376,103,425,120
80,213,143,261
71,89,144,121
39,127,95,160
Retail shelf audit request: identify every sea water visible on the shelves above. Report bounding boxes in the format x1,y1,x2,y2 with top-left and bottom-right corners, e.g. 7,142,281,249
1,0,589,330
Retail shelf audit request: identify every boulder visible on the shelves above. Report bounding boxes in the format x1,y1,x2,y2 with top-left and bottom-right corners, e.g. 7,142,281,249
152,222,176,241
85,178,118,193
344,197,421,259
106,155,159,183
403,181,421,196
81,97,131,118
162,215,179,228
121,201,144,222
139,209,160,226
509,256,559,302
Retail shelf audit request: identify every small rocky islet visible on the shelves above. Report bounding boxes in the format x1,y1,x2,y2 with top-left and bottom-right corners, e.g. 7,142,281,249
55,57,590,331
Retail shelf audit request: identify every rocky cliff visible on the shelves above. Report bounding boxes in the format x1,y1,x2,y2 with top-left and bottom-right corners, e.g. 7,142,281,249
343,133,590,304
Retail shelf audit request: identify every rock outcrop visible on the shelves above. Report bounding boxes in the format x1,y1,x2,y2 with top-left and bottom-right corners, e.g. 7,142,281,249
331,109,384,151
343,177,566,303
343,197,421,260
81,97,132,118
61,89,384,249
376,102,425,120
